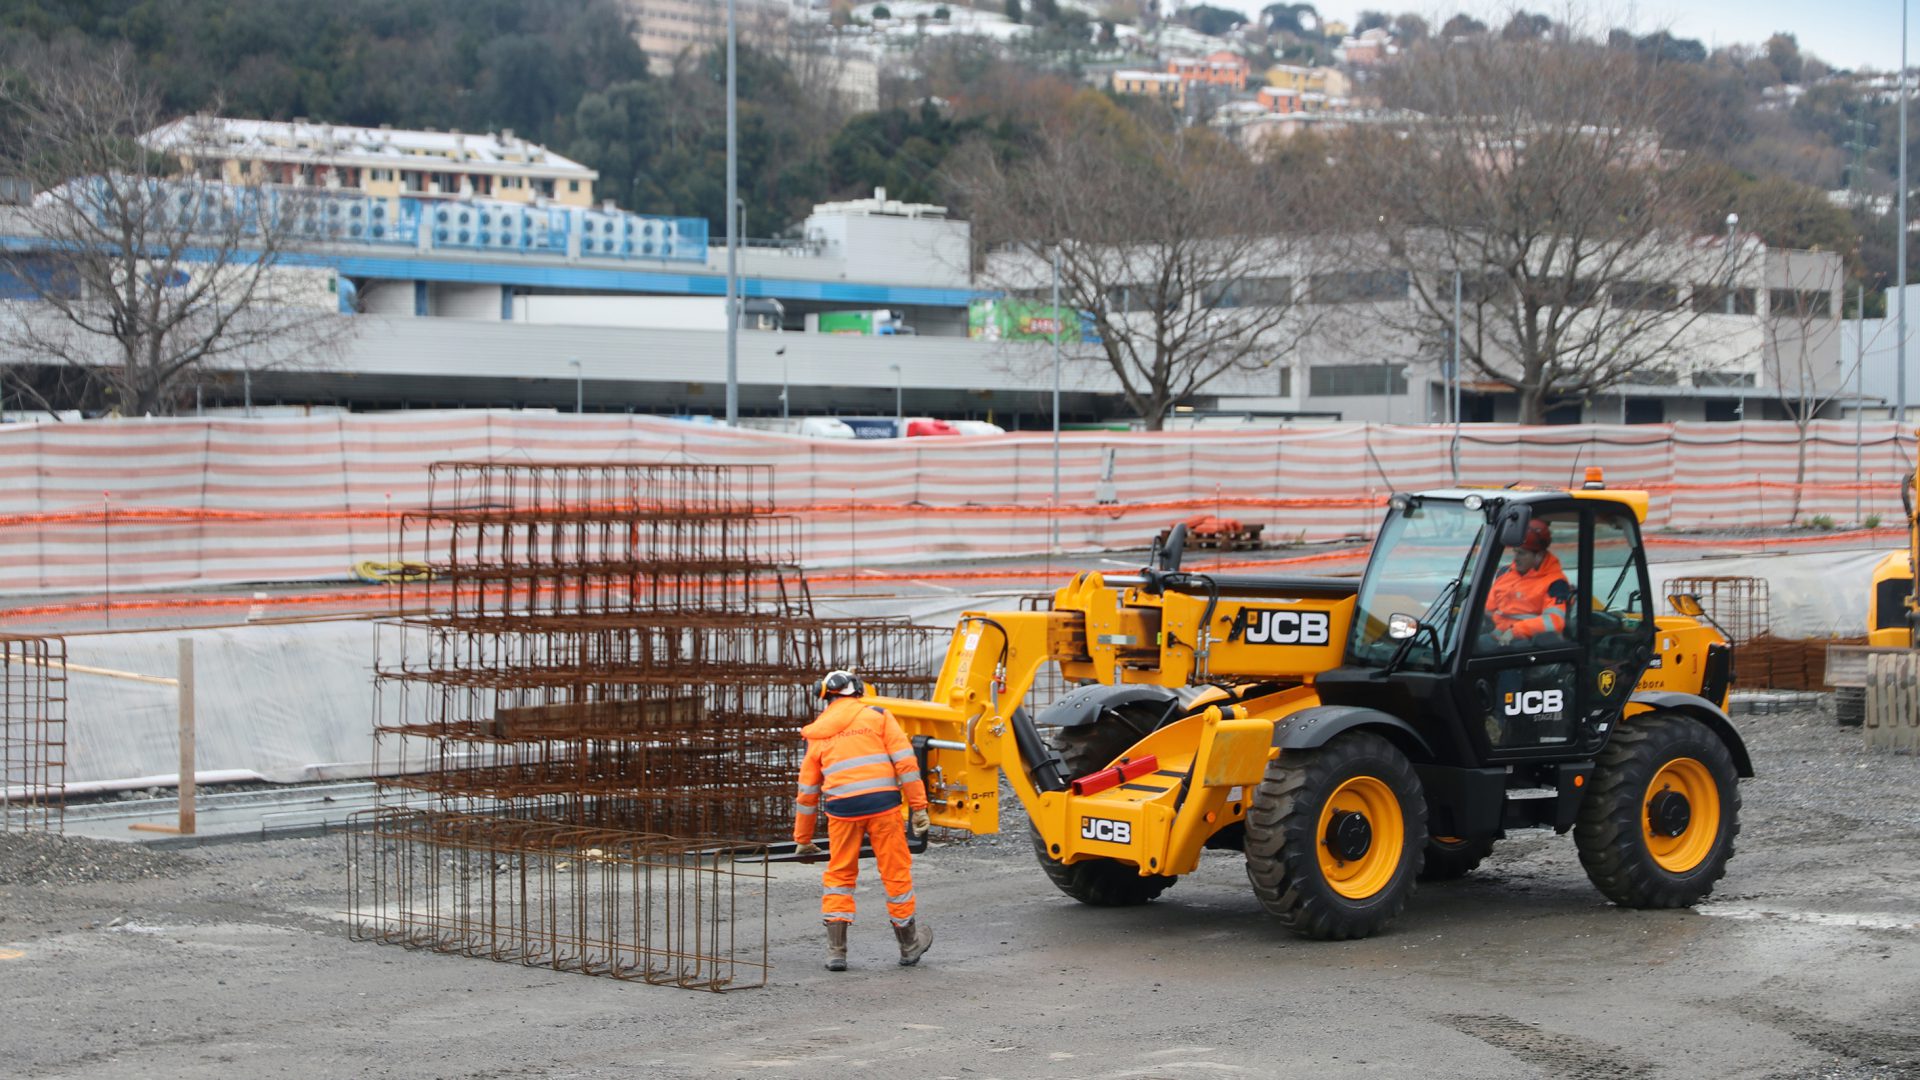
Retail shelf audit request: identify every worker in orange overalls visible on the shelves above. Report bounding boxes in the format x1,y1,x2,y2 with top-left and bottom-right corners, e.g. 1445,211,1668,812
793,669,933,971
1485,519,1571,645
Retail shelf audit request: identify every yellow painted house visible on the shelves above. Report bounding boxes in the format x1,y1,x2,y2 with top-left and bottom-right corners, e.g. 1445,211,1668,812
143,117,599,208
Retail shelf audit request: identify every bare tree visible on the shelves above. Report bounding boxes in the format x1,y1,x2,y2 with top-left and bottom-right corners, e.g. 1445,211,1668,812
951,95,1330,429
1759,250,1853,523
1334,37,1752,423
0,44,346,417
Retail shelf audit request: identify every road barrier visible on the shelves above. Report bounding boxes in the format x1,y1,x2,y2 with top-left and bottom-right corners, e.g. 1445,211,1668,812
0,412,1910,596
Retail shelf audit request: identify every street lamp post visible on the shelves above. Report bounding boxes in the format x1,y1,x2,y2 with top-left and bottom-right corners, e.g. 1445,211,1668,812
888,364,902,431
568,358,582,414
723,0,739,426
1725,212,1739,316
777,347,789,422
1051,246,1062,551
1901,0,1911,424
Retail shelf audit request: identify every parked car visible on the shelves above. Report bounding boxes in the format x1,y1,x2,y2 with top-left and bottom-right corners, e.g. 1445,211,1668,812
905,418,961,437
948,420,1006,436
797,417,857,439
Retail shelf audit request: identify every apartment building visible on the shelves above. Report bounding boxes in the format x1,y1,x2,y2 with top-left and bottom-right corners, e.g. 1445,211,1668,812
142,118,598,207
623,0,792,73
1264,64,1351,98
1111,70,1186,108
1168,51,1249,92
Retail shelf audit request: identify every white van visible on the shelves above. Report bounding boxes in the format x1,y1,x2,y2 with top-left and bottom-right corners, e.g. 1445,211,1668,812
797,416,857,439
948,420,1007,436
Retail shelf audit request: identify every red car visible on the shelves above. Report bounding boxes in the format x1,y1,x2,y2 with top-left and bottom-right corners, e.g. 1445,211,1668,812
904,418,960,437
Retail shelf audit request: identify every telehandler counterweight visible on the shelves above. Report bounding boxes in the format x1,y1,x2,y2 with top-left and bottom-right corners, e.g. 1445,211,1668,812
869,472,1749,939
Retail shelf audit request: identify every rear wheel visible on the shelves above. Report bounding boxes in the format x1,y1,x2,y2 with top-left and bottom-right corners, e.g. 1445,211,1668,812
1029,703,1176,906
1419,835,1496,881
1575,711,1740,908
1244,731,1426,940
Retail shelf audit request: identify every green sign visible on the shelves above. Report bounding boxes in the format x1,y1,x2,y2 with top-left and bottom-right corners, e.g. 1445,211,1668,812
969,299,1085,343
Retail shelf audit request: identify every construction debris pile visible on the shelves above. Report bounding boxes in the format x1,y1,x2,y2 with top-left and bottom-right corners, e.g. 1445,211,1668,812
0,634,65,833
349,462,939,990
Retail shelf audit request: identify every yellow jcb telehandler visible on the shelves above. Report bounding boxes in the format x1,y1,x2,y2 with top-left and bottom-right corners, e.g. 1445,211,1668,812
876,472,1747,939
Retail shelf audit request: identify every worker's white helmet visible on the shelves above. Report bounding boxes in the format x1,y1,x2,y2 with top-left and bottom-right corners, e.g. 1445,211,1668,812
818,669,864,699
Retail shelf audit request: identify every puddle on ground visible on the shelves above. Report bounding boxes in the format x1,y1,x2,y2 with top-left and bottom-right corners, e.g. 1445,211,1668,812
1699,905,1919,932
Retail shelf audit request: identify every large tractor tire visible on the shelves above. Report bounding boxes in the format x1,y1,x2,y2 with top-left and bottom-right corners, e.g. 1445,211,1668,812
1244,731,1427,940
1834,686,1865,728
1419,835,1497,881
1574,711,1741,908
1029,702,1177,907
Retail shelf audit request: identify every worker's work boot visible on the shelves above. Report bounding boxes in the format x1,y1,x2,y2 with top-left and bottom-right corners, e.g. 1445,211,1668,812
893,918,933,966
824,920,849,972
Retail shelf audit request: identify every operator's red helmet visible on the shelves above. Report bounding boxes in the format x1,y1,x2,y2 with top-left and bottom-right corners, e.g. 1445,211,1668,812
1520,519,1553,552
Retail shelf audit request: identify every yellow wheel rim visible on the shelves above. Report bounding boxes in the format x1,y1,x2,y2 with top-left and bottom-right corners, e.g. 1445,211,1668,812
1316,776,1405,899
1642,757,1720,873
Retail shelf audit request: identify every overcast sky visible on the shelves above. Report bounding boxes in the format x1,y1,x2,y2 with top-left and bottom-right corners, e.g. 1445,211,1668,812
1200,3,1913,72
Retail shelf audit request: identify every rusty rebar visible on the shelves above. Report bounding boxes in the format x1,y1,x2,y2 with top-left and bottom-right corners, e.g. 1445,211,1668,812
1,635,66,833
363,462,941,987
347,807,769,991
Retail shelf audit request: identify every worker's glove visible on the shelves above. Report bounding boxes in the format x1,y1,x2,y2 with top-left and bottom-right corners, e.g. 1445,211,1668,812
794,841,822,855
1493,629,1515,646
909,808,931,833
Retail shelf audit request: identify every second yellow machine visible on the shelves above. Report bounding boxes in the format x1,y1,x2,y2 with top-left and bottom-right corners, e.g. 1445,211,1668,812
874,475,1748,939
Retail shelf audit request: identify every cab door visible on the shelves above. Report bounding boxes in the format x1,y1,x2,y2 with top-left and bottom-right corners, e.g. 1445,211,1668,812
1582,506,1656,740
1456,507,1585,758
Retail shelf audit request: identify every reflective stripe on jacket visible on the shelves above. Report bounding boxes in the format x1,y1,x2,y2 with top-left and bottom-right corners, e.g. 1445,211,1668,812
793,697,929,843
1486,551,1571,639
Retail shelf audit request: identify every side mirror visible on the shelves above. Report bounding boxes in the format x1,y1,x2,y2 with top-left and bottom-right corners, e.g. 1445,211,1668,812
1669,594,1705,618
1387,613,1420,640
1497,506,1532,548
1160,522,1187,572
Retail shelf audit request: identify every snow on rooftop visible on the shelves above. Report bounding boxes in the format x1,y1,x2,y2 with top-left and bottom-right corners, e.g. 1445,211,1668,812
142,117,597,178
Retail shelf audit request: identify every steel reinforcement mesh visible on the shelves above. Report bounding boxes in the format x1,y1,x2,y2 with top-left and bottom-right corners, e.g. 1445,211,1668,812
347,807,769,992
365,462,940,987
1,635,66,833
1665,576,1771,647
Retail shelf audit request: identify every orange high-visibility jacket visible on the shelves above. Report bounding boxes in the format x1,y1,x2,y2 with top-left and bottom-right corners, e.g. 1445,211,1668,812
793,697,928,844
1485,551,1571,639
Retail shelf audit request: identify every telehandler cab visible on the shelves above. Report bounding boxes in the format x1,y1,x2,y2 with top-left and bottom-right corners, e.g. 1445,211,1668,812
875,472,1748,939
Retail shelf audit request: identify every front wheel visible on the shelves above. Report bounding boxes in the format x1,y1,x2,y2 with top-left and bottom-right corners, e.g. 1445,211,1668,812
1244,731,1426,940
1028,702,1176,906
1574,712,1741,908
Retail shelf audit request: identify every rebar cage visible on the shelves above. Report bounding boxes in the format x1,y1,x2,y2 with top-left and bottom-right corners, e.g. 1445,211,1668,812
346,807,770,991
1,635,66,833
365,462,941,989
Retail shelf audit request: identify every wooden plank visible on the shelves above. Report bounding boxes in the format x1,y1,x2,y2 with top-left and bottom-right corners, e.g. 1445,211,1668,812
9,654,177,686
178,639,195,836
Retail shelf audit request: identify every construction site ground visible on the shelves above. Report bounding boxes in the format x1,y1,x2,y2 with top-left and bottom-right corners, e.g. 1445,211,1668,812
3,704,1917,1080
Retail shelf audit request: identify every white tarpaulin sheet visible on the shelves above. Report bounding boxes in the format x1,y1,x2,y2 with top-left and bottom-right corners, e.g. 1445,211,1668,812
1,413,1910,594
54,541,1898,790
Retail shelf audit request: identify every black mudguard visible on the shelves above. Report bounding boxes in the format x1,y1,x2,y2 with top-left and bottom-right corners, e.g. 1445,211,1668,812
1035,684,1181,729
1628,691,1755,777
1269,704,1435,759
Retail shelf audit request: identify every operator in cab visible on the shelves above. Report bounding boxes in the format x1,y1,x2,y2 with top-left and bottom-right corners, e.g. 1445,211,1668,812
1485,519,1570,647
793,669,934,972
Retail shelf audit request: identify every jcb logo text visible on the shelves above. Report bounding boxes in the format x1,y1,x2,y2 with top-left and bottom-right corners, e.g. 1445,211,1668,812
1504,689,1564,716
1080,817,1131,844
1244,610,1331,646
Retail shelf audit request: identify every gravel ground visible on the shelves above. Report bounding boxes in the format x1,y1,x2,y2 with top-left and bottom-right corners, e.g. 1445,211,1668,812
1,703,1916,1079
